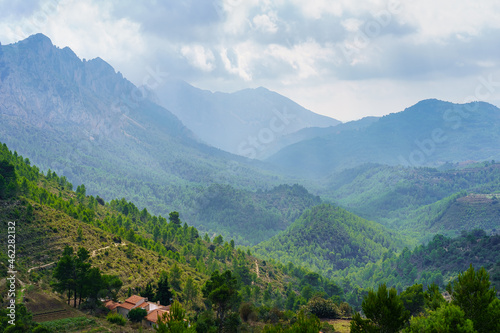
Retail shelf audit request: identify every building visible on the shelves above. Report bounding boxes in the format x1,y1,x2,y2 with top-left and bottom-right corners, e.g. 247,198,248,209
116,295,147,318
111,295,171,327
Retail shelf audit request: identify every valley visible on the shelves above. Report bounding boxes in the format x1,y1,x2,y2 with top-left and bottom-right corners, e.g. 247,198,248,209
0,34,499,332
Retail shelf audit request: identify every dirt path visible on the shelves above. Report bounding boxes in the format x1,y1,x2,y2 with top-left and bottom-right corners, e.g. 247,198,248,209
255,260,260,278
28,262,56,273
91,242,126,257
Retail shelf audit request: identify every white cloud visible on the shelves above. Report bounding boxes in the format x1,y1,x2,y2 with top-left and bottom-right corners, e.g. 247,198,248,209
252,12,278,33
181,44,216,72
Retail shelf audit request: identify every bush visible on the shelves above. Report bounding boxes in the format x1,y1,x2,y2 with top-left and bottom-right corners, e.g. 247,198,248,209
106,312,126,326
305,296,340,319
127,307,147,322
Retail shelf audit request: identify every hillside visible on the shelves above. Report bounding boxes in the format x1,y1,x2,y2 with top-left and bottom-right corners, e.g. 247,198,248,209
189,183,322,246
0,142,348,330
341,230,500,294
153,78,340,158
267,99,500,177
252,204,404,277
0,34,320,245
315,162,500,241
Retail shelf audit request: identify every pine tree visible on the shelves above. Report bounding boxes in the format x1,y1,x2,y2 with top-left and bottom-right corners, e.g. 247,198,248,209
155,272,173,306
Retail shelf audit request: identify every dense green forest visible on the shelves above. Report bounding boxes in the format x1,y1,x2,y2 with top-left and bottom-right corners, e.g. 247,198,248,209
190,183,322,245
338,230,500,294
252,204,404,276
0,142,351,332
318,162,500,241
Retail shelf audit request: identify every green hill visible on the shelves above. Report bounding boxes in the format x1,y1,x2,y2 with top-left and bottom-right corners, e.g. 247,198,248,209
341,230,500,294
0,142,347,331
268,99,500,177
252,204,404,276
190,183,322,245
316,162,500,241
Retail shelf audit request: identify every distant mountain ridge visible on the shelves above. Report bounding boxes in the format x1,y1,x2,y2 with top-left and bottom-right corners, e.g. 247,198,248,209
0,34,299,244
153,78,340,158
267,99,500,177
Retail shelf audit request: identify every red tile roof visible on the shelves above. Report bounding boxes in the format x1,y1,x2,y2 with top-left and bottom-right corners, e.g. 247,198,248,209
124,295,146,304
146,309,169,324
103,300,119,310
117,301,136,310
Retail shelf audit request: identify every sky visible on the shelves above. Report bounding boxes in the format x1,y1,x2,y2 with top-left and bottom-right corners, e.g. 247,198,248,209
1,0,500,121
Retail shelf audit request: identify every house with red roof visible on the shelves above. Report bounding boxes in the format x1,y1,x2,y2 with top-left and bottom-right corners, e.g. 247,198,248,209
116,295,147,318
111,295,172,327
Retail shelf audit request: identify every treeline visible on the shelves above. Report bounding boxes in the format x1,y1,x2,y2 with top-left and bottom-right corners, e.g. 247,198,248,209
340,229,500,294
53,246,122,308
351,265,500,333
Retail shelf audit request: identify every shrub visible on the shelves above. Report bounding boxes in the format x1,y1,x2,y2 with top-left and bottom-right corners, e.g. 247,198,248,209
128,307,147,322
305,296,340,319
106,312,126,326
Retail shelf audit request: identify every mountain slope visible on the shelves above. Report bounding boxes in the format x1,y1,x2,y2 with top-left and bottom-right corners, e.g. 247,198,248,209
267,99,500,177
252,204,404,276
0,34,313,244
316,162,500,241
342,230,500,293
0,142,343,309
154,78,340,158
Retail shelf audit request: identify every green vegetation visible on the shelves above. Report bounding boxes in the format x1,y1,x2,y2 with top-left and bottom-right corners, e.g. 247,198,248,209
106,312,126,326
350,283,410,333
320,162,500,241
340,230,500,294
253,204,403,275
0,142,346,332
191,183,322,245
351,265,500,333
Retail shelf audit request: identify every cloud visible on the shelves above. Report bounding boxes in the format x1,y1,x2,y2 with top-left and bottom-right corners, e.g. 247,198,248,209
1,0,500,120
181,44,216,72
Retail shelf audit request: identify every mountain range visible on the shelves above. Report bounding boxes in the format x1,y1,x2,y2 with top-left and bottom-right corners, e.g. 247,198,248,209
152,78,340,158
266,99,500,178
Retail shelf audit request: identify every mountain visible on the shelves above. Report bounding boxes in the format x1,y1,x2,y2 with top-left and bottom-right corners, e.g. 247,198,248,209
342,230,500,293
252,204,404,277
189,183,322,246
153,78,340,158
267,99,500,177
314,162,500,241
0,34,317,244
0,142,347,329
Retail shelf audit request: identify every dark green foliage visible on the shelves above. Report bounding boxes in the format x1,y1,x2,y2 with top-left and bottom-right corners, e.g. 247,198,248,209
52,246,121,309
128,307,147,322
140,282,156,301
0,304,41,333
304,296,340,319
262,310,321,333
155,272,173,306
202,270,241,333
446,265,500,332
350,284,410,333
253,204,401,275
399,284,425,316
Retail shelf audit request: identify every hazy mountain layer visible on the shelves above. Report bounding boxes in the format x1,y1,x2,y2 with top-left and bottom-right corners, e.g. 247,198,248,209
154,78,340,158
267,99,500,177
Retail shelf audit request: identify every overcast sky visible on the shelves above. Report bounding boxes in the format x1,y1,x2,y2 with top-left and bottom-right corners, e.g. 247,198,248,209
1,0,500,121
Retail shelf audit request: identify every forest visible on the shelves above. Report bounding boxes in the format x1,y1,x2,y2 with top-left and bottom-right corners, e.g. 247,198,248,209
1,140,499,332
